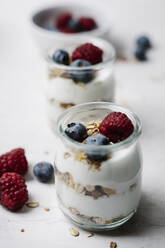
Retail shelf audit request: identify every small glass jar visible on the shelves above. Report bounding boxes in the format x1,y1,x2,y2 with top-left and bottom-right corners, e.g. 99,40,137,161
45,37,116,130
31,4,111,54
55,102,142,231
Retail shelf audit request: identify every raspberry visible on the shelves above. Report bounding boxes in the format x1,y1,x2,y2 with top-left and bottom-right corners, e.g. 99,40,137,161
56,12,72,29
0,173,28,211
72,43,103,65
0,148,28,177
79,17,97,31
59,27,76,34
99,112,134,143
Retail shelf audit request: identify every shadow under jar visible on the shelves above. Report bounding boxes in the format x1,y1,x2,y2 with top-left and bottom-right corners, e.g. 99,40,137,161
54,102,142,231
45,37,116,130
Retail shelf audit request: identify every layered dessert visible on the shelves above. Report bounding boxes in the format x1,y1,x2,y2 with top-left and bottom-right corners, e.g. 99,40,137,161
45,38,116,128
55,102,142,230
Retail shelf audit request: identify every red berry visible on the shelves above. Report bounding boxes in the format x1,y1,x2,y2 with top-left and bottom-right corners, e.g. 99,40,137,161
72,43,103,65
99,112,134,143
0,148,28,177
56,12,72,29
0,173,28,211
79,17,97,31
59,27,76,34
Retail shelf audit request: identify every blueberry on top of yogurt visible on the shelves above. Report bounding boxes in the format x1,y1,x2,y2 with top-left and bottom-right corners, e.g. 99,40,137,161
70,59,94,83
52,49,69,65
68,19,83,32
65,122,87,142
85,134,110,160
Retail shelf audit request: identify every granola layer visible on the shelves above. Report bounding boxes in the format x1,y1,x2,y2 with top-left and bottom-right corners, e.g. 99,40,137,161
69,206,124,225
57,169,116,199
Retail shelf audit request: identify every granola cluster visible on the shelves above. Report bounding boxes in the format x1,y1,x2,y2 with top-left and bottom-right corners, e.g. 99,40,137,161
57,169,116,199
48,68,69,79
75,152,102,171
48,69,89,88
85,120,102,136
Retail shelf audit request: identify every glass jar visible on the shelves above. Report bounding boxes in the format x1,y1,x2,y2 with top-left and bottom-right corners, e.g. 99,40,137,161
54,102,142,231
45,37,116,130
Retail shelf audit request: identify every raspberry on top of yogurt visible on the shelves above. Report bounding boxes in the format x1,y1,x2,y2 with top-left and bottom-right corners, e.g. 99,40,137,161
64,112,134,160
72,43,103,65
78,17,97,31
56,12,97,33
99,112,134,143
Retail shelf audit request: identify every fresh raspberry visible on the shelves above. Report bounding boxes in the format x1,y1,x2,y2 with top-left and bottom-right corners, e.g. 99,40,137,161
0,148,28,177
56,12,72,29
79,17,97,31
59,27,76,34
99,112,134,143
0,173,28,211
72,43,103,65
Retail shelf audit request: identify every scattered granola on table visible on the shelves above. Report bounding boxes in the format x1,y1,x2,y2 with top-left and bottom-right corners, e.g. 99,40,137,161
44,207,50,211
26,201,39,208
87,232,93,237
110,241,117,248
69,227,79,237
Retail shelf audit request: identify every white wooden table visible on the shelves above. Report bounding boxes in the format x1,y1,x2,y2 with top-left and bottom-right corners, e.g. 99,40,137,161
0,0,165,247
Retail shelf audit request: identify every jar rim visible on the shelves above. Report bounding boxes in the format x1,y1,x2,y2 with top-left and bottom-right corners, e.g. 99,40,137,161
56,102,142,152
45,37,116,71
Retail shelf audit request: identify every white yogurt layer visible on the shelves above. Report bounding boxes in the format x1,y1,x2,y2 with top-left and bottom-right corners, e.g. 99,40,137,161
45,71,115,125
55,141,142,221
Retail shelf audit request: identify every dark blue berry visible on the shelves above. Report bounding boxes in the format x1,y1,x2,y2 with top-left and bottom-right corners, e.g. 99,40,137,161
65,122,87,142
85,134,109,160
52,49,69,65
33,162,54,183
69,59,94,83
68,19,82,32
136,36,151,50
134,47,147,61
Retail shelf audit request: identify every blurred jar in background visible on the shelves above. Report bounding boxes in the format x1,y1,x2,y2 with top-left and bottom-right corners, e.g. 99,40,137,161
45,37,116,130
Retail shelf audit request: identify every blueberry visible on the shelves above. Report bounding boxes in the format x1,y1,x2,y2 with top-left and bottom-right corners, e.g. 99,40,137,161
134,47,147,61
52,49,69,65
85,134,110,160
136,36,151,50
33,162,54,183
68,19,82,32
69,59,94,83
65,122,87,142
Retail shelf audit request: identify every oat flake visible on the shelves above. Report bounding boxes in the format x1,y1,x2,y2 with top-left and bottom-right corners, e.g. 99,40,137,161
26,201,39,208
69,227,79,237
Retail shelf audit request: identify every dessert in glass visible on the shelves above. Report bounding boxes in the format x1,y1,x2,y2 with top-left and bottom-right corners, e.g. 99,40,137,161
54,102,142,231
31,4,110,53
45,37,116,130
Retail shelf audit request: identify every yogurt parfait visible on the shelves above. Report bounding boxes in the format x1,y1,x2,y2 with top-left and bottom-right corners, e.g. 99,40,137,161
31,4,111,53
45,37,116,129
55,102,142,231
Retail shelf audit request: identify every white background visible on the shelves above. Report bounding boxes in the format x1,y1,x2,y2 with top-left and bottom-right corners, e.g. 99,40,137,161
0,0,165,247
